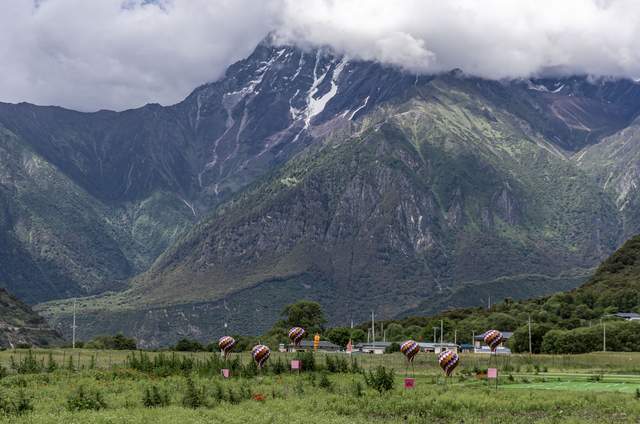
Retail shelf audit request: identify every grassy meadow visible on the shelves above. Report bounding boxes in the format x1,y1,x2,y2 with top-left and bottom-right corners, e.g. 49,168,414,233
1,349,640,422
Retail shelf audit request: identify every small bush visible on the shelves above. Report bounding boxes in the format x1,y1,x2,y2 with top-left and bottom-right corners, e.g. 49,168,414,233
173,338,205,352
181,377,205,409
12,390,33,415
351,380,364,397
271,358,286,375
67,385,107,411
143,385,170,408
294,351,315,372
364,366,395,394
240,382,252,400
318,372,334,392
46,353,57,373
213,383,225,402
0,390,33,416
228,388,241,404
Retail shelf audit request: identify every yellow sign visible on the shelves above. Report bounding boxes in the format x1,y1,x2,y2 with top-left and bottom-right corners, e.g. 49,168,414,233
313,333,320,351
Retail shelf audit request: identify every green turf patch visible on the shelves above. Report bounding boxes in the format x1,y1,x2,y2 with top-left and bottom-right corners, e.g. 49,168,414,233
505,381,640,393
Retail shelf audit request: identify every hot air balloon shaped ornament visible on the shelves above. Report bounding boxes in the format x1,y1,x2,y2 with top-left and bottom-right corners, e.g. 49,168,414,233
251,344,271,370
218,336,236,360
288,327,306,349
483,330,503,352
438,349,459,385
400,340,420,377
483,329,503,368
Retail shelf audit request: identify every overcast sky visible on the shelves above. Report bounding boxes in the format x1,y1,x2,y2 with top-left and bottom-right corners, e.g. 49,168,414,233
2,0,640,111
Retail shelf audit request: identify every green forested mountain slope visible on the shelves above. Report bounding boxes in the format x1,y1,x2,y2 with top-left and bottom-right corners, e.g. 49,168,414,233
377,234,640,354
38,73,635,346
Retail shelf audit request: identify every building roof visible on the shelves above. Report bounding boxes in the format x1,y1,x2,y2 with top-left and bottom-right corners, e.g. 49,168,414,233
355,342,393,348
613,312,640,319
298,340,340,349
417,342,459,348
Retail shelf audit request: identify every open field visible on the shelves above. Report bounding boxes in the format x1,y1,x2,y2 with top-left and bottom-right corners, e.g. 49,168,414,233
1,350,640,422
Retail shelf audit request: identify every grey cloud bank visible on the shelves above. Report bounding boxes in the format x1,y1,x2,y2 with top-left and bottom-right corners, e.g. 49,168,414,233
2,0,640,111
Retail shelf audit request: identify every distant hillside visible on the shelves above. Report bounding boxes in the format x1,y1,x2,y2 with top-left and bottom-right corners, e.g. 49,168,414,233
373,234,640,354
0,288,63,348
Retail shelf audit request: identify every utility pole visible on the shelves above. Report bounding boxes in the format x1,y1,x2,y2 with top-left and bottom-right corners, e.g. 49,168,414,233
472,330,475,348
488,295,491,309
72,298,77,349
371,311,375,347
454,329,457,345
381,322,384,343
433,327,438,344
601,319,606,352
528,314,532,355
440,319,444,349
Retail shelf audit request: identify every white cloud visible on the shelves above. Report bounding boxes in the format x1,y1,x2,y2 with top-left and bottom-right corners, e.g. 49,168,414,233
2,0,640,111
0,0,278,111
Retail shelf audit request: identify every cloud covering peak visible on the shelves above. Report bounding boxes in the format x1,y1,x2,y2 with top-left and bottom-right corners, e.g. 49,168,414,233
2,0,640,111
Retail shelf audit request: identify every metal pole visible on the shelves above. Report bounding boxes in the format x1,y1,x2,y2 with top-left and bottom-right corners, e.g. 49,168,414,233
440,319,443,349
528,315,532,355
433,327,437,343
454,329,457,345
371,311,375,347
72,298,77,350
602,319,606,352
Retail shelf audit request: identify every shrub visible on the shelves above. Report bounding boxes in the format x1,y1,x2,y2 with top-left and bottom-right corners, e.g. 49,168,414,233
181,377,205,409
85,334,136,350
67,385,107,411
318,372,334,392
325,355,349,373
12,390,33,415
0,390,33,416
11,351,42,374
271,357,286,375
174,338,205,352
46,353,57,373
240,382,252,401
364,366,395,394
351,380,364,397
143,385,170,408
294,351,315,372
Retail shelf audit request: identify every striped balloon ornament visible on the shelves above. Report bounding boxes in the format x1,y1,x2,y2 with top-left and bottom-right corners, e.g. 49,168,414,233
483,330,503,352
438,350,460,376
218,336,236,358
400,340,420,363
251,344,271,369
288,327,306,347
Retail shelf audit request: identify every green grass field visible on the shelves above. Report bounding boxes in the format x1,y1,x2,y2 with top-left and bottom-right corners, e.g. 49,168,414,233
1,349,640,422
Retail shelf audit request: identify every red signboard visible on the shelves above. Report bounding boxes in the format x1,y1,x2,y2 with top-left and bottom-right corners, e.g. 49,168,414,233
221,369,230,378
404,378,415,389
291,360,301,370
